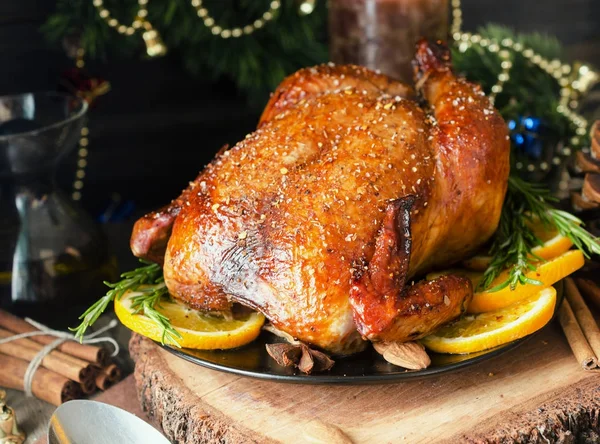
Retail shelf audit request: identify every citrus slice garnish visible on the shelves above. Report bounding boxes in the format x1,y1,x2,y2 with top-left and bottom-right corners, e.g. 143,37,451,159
530,230,574,260
421,286,556,354
462,225,574,272
466,250,583,313
115,290,265,349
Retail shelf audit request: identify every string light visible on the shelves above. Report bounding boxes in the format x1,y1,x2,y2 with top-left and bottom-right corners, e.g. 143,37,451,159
190,0,281,38
94,0,315,47
451,0,597,173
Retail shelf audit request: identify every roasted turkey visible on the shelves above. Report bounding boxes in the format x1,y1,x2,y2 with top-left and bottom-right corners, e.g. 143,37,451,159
131,40,510,354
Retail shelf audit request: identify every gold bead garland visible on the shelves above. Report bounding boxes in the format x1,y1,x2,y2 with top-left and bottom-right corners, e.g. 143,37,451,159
71,50,89,202
190,0,281,38
450,0,462,36
451,0,598,173
298,0,316,15
75,47,85,69
92,0,144,35
93,0,316,47
72,125,89,201
93,0,166,57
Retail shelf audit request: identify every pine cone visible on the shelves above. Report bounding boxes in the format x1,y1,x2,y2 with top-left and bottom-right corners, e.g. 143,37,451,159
571,121,600,211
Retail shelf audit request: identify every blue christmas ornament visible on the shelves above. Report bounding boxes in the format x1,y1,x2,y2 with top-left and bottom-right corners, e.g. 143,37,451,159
523,117,541,131
524,134,543,158
514,133,525,146
509,116,545,160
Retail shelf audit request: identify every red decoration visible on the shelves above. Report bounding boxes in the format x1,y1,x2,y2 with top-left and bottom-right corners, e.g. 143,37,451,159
59,68,111,107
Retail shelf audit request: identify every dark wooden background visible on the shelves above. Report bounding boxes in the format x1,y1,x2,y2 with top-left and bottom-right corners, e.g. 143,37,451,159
1,0,599,216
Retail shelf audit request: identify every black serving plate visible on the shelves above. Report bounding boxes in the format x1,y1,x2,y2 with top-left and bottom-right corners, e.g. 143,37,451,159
161,331,529,384
160,281,564,384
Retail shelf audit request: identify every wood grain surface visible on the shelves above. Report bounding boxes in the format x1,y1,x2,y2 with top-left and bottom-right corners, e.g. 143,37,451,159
131,321,600,444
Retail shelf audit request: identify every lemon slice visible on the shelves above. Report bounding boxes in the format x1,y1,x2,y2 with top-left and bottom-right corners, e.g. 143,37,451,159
421,286,556,354
467,250,583,313
462,225,574,272
115,289,265,349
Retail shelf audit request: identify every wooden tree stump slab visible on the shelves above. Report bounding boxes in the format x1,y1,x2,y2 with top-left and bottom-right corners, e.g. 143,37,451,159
130,321,600,444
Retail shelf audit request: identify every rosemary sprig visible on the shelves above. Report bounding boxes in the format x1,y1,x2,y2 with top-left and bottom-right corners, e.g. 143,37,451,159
479,176,600,292
478,182,544,291
548,208,600,258
129,282,182,346
71,260,181,346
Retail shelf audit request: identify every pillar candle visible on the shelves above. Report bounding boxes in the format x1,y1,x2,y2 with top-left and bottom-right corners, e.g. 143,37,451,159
329,0,449,83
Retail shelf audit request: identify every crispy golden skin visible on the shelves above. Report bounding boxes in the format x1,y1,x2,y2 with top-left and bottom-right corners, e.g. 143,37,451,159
131,40,509,354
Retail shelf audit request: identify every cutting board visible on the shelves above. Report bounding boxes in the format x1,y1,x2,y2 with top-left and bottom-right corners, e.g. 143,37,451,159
130,321,600,444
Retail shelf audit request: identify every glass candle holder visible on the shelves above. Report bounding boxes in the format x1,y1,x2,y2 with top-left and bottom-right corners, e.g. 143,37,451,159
329,0,449,83
0,93,116,326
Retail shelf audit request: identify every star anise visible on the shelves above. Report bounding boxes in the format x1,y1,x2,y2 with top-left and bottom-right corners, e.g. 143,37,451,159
266,343,335,374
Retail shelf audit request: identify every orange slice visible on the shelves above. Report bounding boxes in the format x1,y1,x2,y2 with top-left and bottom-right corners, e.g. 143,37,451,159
421,286,556,354
115,289,265,349
462,225,574,272
530,231,574,260
467,250,583,313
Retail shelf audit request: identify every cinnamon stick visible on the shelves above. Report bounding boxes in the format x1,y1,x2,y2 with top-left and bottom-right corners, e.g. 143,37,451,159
558,298,598,370
565,278,600,360
575,278,600,311
94,364,121,390
80,377,97,395
95,371,113,391
0,309,108,365
103,363,121,382
0,329,95,384
0,354,81,405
